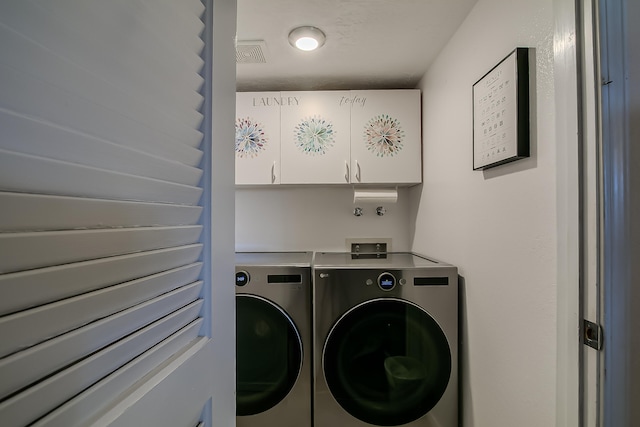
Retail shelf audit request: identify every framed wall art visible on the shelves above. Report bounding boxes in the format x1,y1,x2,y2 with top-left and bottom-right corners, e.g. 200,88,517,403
473,47,531,170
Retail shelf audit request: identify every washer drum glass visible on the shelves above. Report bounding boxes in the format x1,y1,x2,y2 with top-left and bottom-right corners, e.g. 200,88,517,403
323,299,451,426
236,295,303,415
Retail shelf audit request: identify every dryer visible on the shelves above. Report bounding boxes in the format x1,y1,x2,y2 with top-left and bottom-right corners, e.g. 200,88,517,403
313,252,458,427
235,252,313,427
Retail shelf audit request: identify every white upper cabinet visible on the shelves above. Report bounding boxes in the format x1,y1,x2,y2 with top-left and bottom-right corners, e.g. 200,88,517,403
280,91,352,184
235,92,281,185
349,89,422,184
235,89,422,186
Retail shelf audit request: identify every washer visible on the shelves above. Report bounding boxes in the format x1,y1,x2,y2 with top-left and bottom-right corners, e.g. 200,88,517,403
313,252,458,427
235,252,313,427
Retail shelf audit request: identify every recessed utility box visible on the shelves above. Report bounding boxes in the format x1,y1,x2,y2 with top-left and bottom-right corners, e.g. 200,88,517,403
346,238,391,259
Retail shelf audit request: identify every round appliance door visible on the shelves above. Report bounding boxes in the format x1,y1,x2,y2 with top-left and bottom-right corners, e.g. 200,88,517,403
323,298,451,426
236,294,303,416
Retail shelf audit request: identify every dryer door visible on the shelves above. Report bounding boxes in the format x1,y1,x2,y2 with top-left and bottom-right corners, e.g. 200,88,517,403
323,298,451,426
236,294,303,416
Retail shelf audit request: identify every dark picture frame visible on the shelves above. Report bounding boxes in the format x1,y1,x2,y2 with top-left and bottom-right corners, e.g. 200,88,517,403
472,47,531,170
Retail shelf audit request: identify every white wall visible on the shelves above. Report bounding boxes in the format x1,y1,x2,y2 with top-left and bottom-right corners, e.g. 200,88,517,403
236,187,412,252
410,0,558,426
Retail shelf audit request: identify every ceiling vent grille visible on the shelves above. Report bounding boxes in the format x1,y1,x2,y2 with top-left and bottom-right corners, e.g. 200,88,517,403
236,40,268,64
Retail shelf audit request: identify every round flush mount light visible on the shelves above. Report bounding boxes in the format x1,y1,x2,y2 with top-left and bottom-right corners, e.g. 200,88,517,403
288,26,326,51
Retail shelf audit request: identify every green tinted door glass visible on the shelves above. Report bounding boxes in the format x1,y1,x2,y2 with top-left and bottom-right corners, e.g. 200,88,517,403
323,299,451,426
236,295,302,416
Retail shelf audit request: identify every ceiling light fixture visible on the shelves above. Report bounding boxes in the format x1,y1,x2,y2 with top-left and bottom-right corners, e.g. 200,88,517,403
288,26,326,51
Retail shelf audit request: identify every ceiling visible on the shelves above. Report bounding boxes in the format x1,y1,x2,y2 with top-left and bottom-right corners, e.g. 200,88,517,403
235,0,478,92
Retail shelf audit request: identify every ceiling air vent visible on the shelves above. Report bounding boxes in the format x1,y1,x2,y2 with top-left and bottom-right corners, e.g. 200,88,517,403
236,40,268,64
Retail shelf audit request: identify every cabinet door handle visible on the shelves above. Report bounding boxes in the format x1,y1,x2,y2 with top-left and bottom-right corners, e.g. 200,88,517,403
355,160,361,182
345,161,350,183
271,161,276,184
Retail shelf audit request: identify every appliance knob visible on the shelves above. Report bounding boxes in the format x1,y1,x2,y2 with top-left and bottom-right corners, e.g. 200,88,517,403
235,271,250,287
377,272,396,291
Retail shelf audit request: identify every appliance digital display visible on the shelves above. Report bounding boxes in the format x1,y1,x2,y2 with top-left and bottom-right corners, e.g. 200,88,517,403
414,277,449,286
268,274,302,284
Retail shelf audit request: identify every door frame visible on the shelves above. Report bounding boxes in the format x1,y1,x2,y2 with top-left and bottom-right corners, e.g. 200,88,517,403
599,0,640,425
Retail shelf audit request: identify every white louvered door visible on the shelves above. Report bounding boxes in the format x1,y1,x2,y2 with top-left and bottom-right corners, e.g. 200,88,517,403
0,1,236,426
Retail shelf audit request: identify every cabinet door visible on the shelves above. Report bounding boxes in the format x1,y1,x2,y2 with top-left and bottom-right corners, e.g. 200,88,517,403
280,91,351,184
235,92,281,185
350,89,422,184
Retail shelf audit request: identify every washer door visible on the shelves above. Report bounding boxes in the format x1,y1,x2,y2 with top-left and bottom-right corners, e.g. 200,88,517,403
323,298,451,426
236,294,303,416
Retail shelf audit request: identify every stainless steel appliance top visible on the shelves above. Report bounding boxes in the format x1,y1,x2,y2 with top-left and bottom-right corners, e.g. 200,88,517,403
235,251,313,267
313,252,451,269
